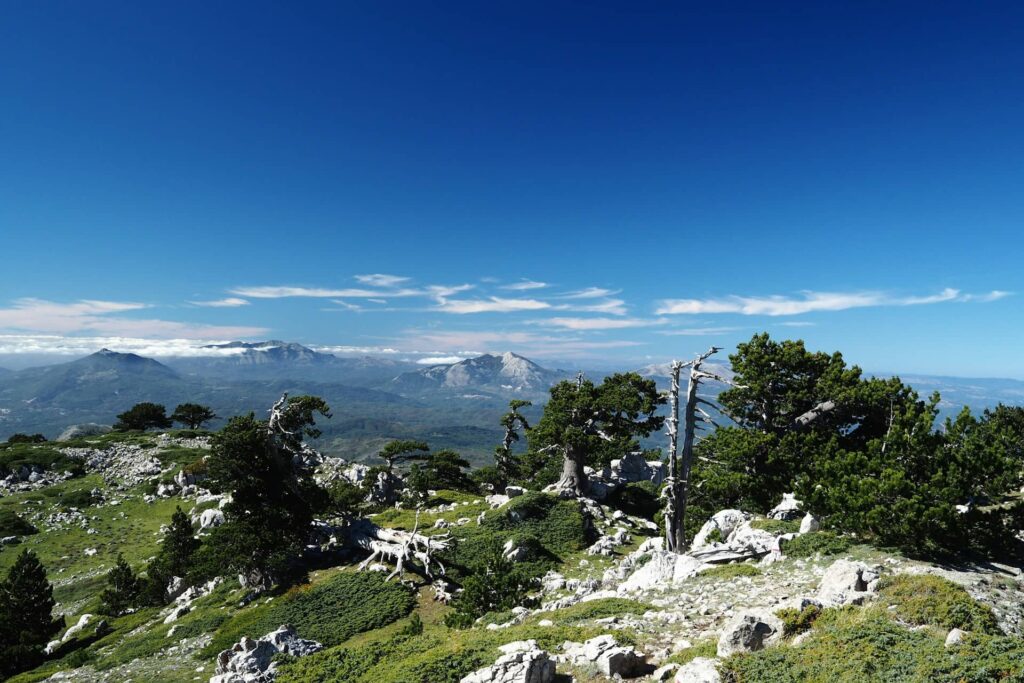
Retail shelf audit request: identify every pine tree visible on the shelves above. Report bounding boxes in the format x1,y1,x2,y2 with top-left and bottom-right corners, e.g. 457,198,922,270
0,549,61,678
170,403,218,430
99,554,140,616
140,507,200,605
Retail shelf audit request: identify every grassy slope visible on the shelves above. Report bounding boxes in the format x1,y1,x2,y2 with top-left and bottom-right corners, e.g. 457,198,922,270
7,433,1024,682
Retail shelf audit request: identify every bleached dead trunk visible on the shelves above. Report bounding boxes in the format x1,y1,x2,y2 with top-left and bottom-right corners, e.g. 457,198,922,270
350,513,451,585
664,361,684,552
662,348,736,553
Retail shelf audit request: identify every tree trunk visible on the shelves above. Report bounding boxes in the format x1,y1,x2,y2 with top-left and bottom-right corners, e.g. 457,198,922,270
676,363,701,549
556,445,589,496
665,361,684,553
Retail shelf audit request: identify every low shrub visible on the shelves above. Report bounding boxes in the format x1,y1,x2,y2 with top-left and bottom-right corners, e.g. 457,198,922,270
608,481,661,520
0,510,38,536
723,610,1024,682
877,574,1000,634
776,603,822,636
58,489,99,510
276,622,613,683
782,531,850,558
204,571,414,655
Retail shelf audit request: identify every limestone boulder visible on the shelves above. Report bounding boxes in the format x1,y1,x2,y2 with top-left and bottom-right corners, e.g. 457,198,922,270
717,611,783,658
674,657,722,683
460,640,555,683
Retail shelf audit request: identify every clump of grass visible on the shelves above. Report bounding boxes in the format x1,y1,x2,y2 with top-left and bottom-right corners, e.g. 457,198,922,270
701,563,761,580
751,518,801,535
782,531,850,558
666,639,718,666
544,597,653,623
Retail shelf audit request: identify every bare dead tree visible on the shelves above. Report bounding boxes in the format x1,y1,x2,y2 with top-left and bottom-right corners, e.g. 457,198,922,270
663,360,684,552
663,347,744,553
353,510,450,583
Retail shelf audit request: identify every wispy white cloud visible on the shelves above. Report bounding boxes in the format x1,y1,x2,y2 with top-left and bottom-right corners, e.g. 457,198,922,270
354,274,410,287
501,280,548,291
327,300,363,312
230,283,473,299
188,297,250,308
655,288,1009,316
561,287,619,299
657,326,742,336
433,297,551,314
537,317,667,330
0,298,267,339
416,355,470,365
312,344,403,355
0,334,255,357
233,286,395,298
402,329,643,358
566,298,629,315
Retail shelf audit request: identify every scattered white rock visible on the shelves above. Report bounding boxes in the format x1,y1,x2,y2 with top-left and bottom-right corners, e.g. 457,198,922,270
61,614,94,642
562,634,648,678
799,513,820,534
945,628,967,647
460,640,555,683
674,656,722,683
210,624,322,683
691,510,751,550
717,611,783,657
816,559,881,607
768,493,804,521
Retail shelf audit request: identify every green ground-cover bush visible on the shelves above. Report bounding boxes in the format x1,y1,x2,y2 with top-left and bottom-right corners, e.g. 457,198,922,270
277,621,620,683
782,531,850,558
0,443,82,477
776,603,822,636
877,574,1000,634
204,570,415,655
723,609,1024,682
607,481,661,520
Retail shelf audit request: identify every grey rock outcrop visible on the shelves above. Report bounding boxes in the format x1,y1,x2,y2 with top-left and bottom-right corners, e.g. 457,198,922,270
767,493,804,521
561,634,648,677
460,640,555,683
61,444,164,486
210,625,322,683
945,628,967,647
717,611,783,657
57,423,112,441
799,513,820,533
816,559,881,606
691,510,751,550
674,657,722,683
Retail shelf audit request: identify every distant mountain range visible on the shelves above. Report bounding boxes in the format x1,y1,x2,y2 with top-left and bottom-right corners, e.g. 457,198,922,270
1,340,1022,459
389,352,568,396
165,340,416,386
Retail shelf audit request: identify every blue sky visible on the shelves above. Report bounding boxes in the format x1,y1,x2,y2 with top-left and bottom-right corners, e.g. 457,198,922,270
1,2,1022,376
